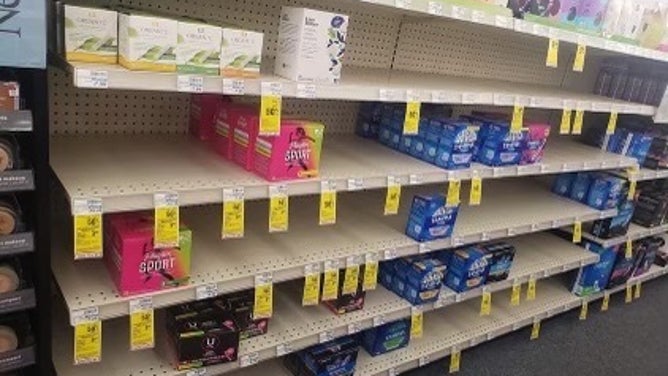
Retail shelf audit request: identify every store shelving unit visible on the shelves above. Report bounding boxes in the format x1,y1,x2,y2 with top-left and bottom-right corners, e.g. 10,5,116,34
577,223,668,248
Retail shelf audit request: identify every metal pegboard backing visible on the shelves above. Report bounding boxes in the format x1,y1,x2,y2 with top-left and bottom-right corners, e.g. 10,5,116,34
112,0,402,70
394,19,587,88
49,67,189,135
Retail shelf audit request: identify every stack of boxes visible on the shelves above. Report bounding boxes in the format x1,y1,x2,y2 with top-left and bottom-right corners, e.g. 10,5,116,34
552,172,628,211
284,336,360,376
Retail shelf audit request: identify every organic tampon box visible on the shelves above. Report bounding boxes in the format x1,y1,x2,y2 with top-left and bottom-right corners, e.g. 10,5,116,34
220,27,264,78
176,21,222,76
118,11,177,72
63,5,118,63
274,7,348,84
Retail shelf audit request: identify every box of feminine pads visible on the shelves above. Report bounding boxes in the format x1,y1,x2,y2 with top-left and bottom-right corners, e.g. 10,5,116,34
253,120,325,181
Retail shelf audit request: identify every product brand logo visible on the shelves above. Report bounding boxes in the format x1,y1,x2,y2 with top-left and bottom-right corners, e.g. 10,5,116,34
0,0,22,37
305,16,318,27
139,254,175,273
284,140,311,163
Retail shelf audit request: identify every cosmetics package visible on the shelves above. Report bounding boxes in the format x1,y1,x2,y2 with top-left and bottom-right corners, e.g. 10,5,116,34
0,257,26,295
0,83,19,112
0,314,33,355
0,196,24,236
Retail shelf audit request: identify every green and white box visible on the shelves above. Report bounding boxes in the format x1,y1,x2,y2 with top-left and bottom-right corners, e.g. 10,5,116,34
118,11,177,72
176,21,222,75
220,27,263,78
63,5,118,64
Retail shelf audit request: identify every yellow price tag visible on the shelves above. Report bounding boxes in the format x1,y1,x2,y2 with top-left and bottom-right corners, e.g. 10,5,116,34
625,284,633,303
74,214,103,259
260,82,282,136
559,109,572,135
530,320,541,340
634,281,642,299
446,179,461,206
579,300,588,321
222,188,245,239
573,44,586,72
254,274,273,319
129,298,154,351
572,221,582,243
601,292,610,311
511,104,524,133
363,253,379,291
342,257,360,295
627,178,637,201
322,261,340,301
449,349,461,373
384,176,401,215
510,281,521,306
403,100,421,135
469,176,482,206
572,110,584,135
625,239,633,259
269,185,289,233
410,306,423,339
606,112,618,135
546,38,559,67
319,181,337,226
480,289,492,316
527,276,536,301
74,321,102,365
154,192,179,248
302,265,321,306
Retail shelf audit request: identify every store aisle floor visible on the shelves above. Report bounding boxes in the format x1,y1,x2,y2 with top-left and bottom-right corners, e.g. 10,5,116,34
408,278,668,376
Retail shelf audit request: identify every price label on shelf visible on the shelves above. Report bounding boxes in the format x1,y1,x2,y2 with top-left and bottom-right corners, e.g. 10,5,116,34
395,0,411,8
449,348,461,373
76,69,109,89
635,281,642,299
410,306,423,339
385,176,402,215
319,331,334,344
601,291,610,311
177,75,204,93
546,38,559,68
222,78,246,95
239,352,260,368
303,263,321,306
403,91,421,135
222,187,245,239
469,176,482,206
322,260,340,301
342,256,361,295
348,322,361,335
74,320,102,364
530,319,541,340
347,178,364,191
572,109,584,135
511,104,524,133
480,288,492,316
186,369,207,376
559,109,572,135
196,283,219,300
276,343,293,357
154,192,179,248
129,297,154,350
462,92,479,104
73,198,103,260
373,314,386,327
260,82,282,136
573,44,587,72
625,239,633,259
319,181,337,226
269,185,289,233
379,88,401,102
254,273,273,319
527,275,537,301
606,111,618,135
572,221,582,243
579,300,588,321
446,178,461,206
363,253,379,291
296,83,317,99
510,280,521,306
625,284,633,303
427,1,444,15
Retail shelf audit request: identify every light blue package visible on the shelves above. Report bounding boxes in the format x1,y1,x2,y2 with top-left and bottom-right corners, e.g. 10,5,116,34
552,173,576,197
0,1,46,68
572,241,618,296
477,124,525,166
569,173,593,203
586,174,625,210
405,194,459,242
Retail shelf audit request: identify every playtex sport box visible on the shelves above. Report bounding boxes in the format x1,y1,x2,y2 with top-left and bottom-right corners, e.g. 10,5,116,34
362,318,410,356
254,120,325,181
103,212,192,296
284,336,360,376
405,194,460,242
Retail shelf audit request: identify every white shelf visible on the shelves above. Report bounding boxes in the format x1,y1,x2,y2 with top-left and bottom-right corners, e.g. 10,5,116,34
51,134,637,213
578,223,668,248
583,264,668,303
67,62,654,116
357,0,668,64
52,180,614,322
613,167,668,182
52,233,596,376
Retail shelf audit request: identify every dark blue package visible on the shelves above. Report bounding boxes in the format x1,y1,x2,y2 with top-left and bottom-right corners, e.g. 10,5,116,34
422,140,439,163
355,116,379,139
443,247,490,292
586,174,626,210
569,173,593,203
389,130,401,150
399,135,414,154
434,121,479,169
552,173,576,197
405,195,460,242
285,335,360,376
606,247,635,288
632,237,663,277
476,123,526,166
572,241,619,296
402,258,447,305
409,137,426,158
362,319,411,357
480,242,515,283
591,200,635,238
379,127,392,146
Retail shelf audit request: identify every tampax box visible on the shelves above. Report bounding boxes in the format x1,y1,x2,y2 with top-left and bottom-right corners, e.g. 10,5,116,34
253,120,325,181
220,27,264,78
480,242,515,283
405,194,459,242
476,123,526,167
586,174,626,210
443,247,490,292
190,94,222,141
521,123,551,165
435,120,479,170
63,5,118,64
402,258,447,305
176,20,222,75
274,7,348,84
103,212,191,296
118,11,177,72
231,104,260,171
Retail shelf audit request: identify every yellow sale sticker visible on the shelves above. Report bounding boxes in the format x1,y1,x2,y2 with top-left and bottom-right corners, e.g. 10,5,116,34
302,273,321,306
130,309,154,350
527,276,537,301
269,185,289,233
546,38,559,67
530,320,541,340
322,263,339,301
260,82,282,136
74,321,102,365
573,44,586,72
410,307,423,339
606,112,618,135
559,109,572,135
579,300,588,321
74,213,103,259
384,177,402,215
449,349,461,373
403,100,421,135
446,179,461,206
254,276,273,319
319,181,337,226
480,290,492,316
511,104,524,133
510,282,521,306
342,263,360,295
363,254,379,291
469,176,482,206
572,110,584,135
572,221,582,243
